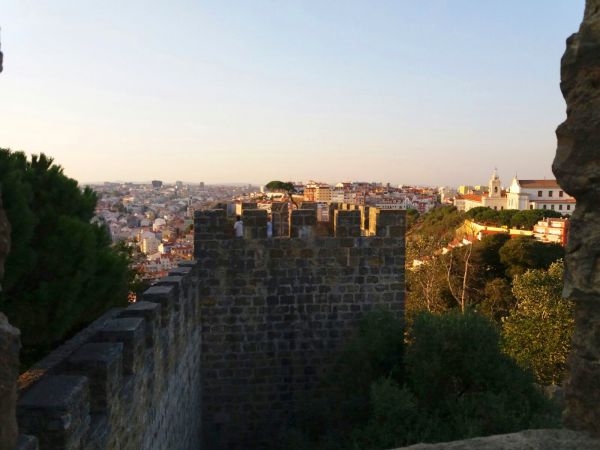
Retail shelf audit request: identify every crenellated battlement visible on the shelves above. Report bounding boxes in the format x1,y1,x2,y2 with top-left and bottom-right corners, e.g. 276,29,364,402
193,205,404,246
14,261,203,450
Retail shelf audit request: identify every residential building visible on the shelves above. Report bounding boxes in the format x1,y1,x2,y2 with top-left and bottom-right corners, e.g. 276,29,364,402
533,218,570,246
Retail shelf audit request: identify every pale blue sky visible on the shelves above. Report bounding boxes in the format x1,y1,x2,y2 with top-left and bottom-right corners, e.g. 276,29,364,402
0,1,585,186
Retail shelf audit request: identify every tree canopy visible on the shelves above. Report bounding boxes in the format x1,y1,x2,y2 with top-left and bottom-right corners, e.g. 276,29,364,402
265,180,295,193
408,206,464,243
266,180,298,208
0,149,130,366
502,261,573,385
287,311,558,450
499,237,564,278
465,207,563,229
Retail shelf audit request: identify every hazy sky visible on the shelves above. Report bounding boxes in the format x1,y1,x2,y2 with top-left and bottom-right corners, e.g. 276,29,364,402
0,1,585,186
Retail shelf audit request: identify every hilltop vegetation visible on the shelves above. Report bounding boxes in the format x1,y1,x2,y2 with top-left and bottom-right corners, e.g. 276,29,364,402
407,206,570,384
465,206,563,229
407,205,464,243
407,205,564,243
286,205,572,449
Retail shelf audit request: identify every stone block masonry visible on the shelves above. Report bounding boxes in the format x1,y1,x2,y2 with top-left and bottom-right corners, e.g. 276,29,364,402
290,209,318,239
11,207,403,450
242,209,268,239
195,207,405,449
271,202,289,237
14,262,203,450
334,210,361,237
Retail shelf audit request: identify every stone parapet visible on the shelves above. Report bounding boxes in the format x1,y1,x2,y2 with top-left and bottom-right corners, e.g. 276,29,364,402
242,209,268,239
194,209,228,244
290,209,317,239
15,261,203,450
334,210,361,237
368,208,406,237
196,230,405,448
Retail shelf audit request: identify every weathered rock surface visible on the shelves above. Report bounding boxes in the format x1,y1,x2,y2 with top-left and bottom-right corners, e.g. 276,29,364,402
552,0,600,435
0,313,20,450
0,190,10,288
0,188,19,449
394,429,600,450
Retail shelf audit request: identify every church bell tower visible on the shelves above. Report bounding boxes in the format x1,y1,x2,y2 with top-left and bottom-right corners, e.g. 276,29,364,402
489,169,501,198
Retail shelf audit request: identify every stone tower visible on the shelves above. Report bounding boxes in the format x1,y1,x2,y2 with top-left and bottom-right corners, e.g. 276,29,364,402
488,169,501,198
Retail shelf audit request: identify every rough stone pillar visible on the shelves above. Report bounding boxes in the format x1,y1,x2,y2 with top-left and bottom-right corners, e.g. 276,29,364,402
290,209,317,239
334,210,361,237
0,188,20,450
242,209,268,239
271,203,289,237
0,313,20,450
369,208,406,237
0,188,10,290
553,0,600,434
194,209,228,257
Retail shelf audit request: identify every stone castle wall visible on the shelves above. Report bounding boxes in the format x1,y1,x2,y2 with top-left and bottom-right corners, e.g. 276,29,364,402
195,207,405,449
13,262,203,450
6,206,404,450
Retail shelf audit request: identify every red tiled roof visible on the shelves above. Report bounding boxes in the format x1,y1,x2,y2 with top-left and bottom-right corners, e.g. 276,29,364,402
518,179,561,188
462,194,483,202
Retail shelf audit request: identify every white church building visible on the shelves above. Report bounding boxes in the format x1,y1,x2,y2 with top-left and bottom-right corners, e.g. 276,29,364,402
454,170,576,214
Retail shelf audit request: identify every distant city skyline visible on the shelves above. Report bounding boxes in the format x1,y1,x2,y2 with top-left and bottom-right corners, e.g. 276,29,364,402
0,1,585,186
84,170,558,190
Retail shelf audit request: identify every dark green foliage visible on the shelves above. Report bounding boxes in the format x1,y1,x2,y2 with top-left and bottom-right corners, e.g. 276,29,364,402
465,206,510,226
510,209,562,229
405,208,420,230
465,207,562,229
499,237,564,277
502,262,573,385
288,309,404,449
288,311,558,450
409,206,464,243
266,180,296,193
0,149,129,367
477,278,516,322
266,180,298,208
406,209,564,325
355,312,558,449
470,234,511,279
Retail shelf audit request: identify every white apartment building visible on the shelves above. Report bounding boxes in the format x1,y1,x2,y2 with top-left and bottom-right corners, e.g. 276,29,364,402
315,184,332,202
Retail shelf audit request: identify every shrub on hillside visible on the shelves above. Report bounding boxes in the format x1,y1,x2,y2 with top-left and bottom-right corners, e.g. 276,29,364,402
287,311,559,450
352,312,558,449
289,309,404,449
499,237,563,278
409,206,464,243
